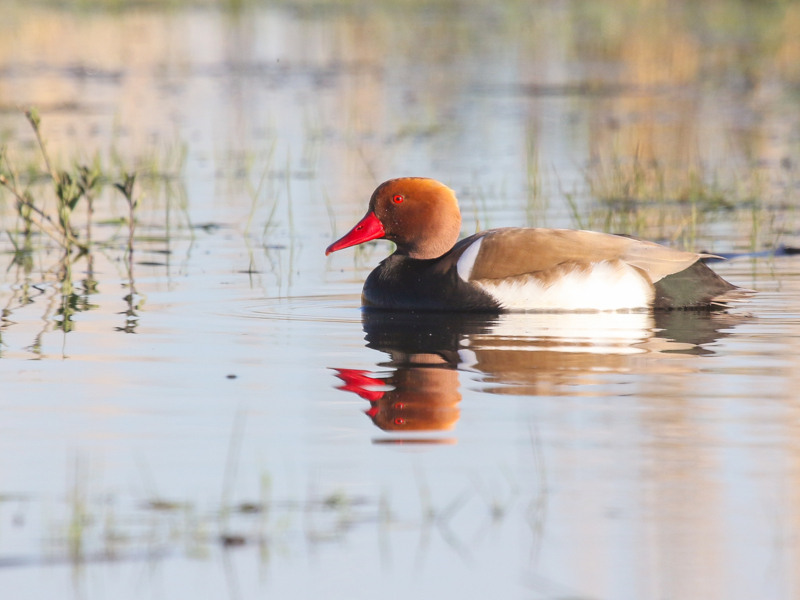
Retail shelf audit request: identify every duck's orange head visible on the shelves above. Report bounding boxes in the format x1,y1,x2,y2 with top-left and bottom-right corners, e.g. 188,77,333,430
325,177,462,260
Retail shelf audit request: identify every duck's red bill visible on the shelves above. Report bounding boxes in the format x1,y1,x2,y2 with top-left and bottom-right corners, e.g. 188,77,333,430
325,212,385,255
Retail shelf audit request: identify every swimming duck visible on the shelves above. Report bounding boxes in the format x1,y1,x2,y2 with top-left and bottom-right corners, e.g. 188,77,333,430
325,177,748,311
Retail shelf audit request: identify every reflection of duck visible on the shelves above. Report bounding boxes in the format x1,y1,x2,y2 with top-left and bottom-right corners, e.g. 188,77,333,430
335,367,460,432
325,178,750,310
332,309,748,433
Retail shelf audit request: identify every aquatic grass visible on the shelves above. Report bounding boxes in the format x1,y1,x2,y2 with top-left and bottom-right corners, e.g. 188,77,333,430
0,150,83,252
66,456,89,563
321,186,337,241
219,410,247,545
571,148,795,252
0,109,187,347
25,109,90,252
285,151,297,291
77,162,102,246
301,108,324,177
114,172,137,250
1,111,143,255
585,154,734,214
552,168,584,231
243,142,277,239
241,146,277,284
113,172,140,333
524,123,547,228
466,173,493,234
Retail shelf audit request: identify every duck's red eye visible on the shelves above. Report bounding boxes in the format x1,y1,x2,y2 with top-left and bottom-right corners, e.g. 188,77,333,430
394,417,405,425
392,195,404,204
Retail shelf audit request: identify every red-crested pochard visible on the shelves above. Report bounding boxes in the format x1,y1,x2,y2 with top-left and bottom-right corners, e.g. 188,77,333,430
325,178,750,311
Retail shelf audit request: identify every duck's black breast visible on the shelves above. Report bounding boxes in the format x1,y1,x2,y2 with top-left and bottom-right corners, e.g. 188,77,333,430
362,252,500,312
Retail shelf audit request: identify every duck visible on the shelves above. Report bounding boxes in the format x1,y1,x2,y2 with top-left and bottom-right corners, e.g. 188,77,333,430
325,177,750,311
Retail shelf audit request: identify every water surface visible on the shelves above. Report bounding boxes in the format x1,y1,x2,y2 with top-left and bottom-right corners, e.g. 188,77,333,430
1,2,800,599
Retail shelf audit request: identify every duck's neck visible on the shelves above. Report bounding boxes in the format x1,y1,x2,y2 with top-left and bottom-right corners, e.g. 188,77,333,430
394,216,461,260
395,241,455,260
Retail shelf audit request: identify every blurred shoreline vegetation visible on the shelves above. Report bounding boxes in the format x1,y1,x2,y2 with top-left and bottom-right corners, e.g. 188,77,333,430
9,0,800,80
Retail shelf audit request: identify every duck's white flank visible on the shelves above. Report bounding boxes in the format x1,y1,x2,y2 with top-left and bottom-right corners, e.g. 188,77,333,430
456,236,484,281
473,260,654,311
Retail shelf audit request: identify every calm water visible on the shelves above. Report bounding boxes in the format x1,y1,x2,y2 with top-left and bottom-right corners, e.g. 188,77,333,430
1,1,800,599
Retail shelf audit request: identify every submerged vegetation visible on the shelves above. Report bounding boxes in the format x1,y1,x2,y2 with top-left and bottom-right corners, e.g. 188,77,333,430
28,452,539,575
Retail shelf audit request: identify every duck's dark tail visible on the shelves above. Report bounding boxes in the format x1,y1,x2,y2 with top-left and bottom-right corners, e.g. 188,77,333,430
653,260,754,310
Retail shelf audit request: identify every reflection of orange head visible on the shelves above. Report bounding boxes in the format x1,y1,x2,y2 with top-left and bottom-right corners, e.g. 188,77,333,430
369,368,461,431
334,367,461,432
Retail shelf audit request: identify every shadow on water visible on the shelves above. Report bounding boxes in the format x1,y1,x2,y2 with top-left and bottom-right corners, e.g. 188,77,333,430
333,309,750,437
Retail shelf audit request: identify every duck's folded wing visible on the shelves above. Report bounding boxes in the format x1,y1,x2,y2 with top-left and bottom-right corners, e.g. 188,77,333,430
448,228,702,283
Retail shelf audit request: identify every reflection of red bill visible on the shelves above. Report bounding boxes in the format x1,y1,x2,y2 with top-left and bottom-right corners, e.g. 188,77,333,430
332,368,386,402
